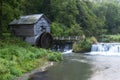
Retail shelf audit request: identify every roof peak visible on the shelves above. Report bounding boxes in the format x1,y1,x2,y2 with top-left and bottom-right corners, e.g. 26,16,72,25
21,14,44,17
9,14,45,25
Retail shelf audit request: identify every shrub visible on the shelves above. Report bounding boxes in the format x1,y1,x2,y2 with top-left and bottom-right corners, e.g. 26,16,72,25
73,39,92,53
0,36,63,80
90,36,98,44
47,52,63,61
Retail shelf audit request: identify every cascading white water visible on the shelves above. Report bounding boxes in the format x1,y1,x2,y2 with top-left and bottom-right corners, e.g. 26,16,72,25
89,43,120,55
63,49,73,54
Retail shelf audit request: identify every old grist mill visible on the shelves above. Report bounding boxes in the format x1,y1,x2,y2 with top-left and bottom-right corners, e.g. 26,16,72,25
9,14,53,48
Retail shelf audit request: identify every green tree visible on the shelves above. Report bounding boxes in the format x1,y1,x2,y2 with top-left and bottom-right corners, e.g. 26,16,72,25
50,0,83,36
2,0,22,32
51,22,64,37
23,0,51,18
0,0,2,35
76,0,105,36
93,1,120,34
51,0,78,26
65,24,83,36
105,3,120,34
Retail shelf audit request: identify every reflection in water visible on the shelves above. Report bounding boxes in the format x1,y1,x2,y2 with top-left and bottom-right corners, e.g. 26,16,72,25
47,54,93,80
29,42,120,80
48,53,120,80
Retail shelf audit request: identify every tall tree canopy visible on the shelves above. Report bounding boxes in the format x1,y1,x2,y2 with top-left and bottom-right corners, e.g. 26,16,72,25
93,1,120,34
1,0,120,37
50,0,82,36
76,0,105,36
1,0,22,32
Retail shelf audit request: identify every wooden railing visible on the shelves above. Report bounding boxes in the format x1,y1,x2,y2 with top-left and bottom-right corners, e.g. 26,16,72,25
53,36,82,41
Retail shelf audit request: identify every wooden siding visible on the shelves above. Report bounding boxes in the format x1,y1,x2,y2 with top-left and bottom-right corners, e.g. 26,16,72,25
34,17,50,36
10,14,51,46
12,25,34,37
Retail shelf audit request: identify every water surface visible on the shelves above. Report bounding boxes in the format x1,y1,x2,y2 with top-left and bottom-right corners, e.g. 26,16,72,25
86,55,120,80
47,53,93,80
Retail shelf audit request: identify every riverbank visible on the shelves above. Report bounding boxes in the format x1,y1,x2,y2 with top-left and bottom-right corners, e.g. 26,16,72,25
15,61,54,80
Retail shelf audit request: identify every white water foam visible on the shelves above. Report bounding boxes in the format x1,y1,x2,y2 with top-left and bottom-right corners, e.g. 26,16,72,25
62,49,73,54
87,43,120,56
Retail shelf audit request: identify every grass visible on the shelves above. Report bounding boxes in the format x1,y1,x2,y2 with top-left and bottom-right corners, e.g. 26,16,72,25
0,36,63,80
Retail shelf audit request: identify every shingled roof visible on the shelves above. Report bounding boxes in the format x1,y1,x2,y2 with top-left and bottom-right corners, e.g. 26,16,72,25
9,14,50,25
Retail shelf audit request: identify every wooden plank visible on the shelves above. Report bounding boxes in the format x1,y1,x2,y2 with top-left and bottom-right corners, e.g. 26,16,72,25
12,25,34,37
13,28,34,36
53,36,81,41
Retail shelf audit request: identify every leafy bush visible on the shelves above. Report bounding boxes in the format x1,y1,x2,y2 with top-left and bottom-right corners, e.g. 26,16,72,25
0,37,63,80
51,22,64,37
90,36,98,44
47,52,63,61
73,39,92,53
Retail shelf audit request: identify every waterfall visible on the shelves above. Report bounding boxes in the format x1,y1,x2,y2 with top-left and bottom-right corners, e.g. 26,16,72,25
51,43,73,54
88,43,120,56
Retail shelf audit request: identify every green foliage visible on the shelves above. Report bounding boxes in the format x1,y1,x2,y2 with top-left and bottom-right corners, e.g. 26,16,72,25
0,37,63,80
47,52,63,61
2,0,120,37
92,0,120,34
100,34,120,42
50,0,82,36
73,38,92,53
2,0,22,32
89,36,98,44
76,0,105,36
65,23,83,36
51,22,64,37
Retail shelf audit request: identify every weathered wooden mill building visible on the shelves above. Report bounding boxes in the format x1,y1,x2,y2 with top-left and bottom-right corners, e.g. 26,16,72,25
9,14,53,48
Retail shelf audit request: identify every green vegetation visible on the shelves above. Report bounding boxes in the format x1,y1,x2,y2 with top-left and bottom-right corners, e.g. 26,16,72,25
0,36,63,80
73,37,98,53
1,0,120,37
100,34,120,42
1,0,120,78
92,0,120,34
1,0,22,32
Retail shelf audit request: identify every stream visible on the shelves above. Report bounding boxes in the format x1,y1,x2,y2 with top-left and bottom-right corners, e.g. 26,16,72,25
29,43,120,80
47,53,93,80
29,53,93,80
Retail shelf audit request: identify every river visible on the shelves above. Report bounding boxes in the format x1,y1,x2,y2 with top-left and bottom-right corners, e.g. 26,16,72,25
88,55,120,80
47,53,93,80
29,52,120,80
29,43,120,80
47,53,120,80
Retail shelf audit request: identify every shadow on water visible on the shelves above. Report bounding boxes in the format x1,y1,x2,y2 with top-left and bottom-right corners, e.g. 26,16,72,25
28,53,93,80
29,71,49,80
